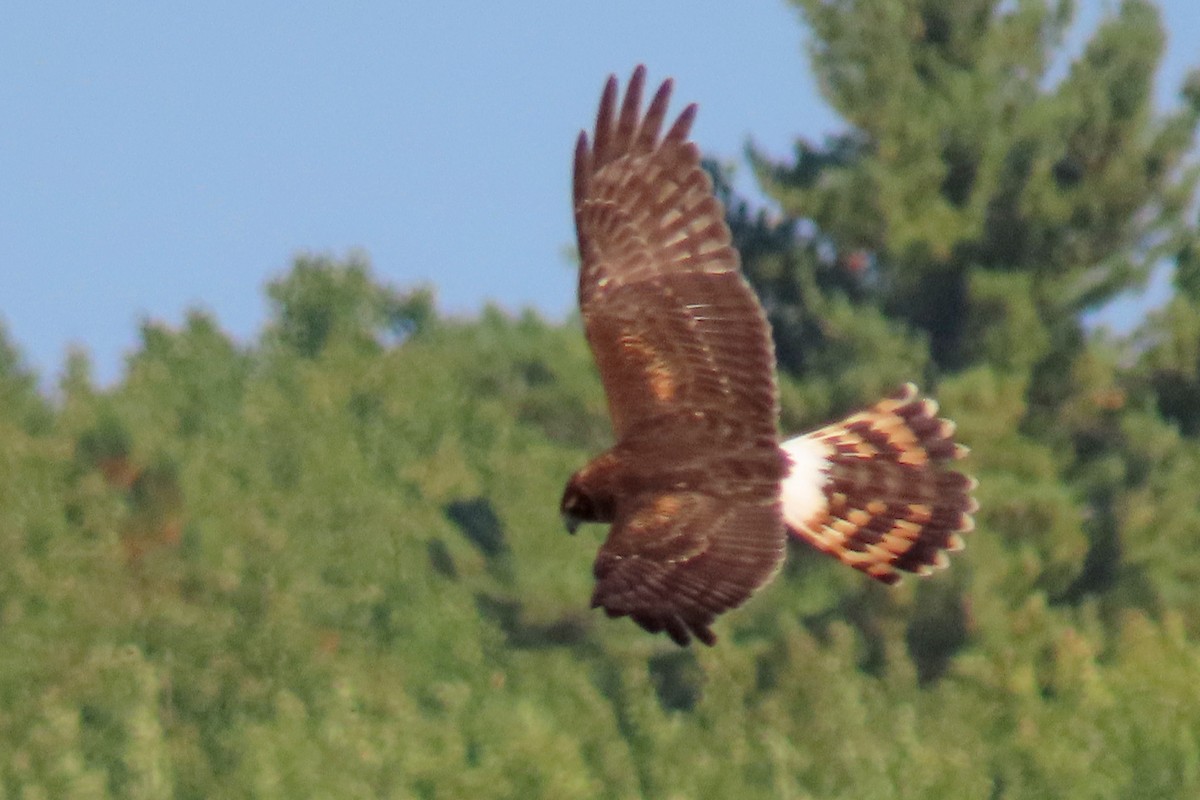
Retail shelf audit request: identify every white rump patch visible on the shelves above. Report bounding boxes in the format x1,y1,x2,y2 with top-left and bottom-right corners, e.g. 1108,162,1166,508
779,434,832,532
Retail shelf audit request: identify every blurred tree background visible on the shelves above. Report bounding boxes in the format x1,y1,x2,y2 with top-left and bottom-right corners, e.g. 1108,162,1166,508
3,1,1200,797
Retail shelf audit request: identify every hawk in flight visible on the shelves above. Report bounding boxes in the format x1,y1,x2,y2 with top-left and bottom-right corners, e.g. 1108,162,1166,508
560,66,977,646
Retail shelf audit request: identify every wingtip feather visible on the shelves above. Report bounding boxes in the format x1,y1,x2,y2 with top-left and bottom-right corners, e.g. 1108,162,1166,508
593,73,620,163
635,75,674,153
573,130,591,204
664,102,698,144
616,66,646,152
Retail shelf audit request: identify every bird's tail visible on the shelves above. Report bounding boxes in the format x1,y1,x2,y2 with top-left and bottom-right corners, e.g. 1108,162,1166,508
779,384,977,584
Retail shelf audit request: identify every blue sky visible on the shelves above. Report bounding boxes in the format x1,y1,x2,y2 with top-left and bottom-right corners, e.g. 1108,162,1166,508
2,2,1197,385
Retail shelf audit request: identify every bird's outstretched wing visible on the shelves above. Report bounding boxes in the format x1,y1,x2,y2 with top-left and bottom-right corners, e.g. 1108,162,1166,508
573,65,777,442
591,483,782,647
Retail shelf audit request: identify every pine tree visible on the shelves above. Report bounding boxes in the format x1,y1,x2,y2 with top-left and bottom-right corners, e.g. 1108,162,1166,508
748,0,1199,380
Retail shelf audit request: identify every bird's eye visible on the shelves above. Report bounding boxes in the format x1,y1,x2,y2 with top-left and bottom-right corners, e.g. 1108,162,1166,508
563,490,590,517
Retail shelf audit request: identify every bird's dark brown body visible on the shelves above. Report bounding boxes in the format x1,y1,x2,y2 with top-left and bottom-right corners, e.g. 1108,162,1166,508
562,412,787,646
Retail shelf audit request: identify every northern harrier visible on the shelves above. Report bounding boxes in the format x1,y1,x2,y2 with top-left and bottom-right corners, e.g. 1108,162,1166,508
560,66,977,646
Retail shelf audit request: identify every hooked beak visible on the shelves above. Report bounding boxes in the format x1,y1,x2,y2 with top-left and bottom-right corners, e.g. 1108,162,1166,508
563,513,581,535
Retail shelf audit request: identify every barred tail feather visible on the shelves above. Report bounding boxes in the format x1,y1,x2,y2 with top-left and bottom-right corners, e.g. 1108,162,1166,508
780,383,977,584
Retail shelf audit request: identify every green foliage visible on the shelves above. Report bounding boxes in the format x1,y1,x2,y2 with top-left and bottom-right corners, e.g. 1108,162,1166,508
755,0,1199,369
0,241,1197,797
2,1,1200,796
265,251,434,358
0,320,52,434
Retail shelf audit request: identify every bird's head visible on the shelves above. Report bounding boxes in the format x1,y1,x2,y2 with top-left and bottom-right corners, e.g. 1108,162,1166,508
560,477,602,535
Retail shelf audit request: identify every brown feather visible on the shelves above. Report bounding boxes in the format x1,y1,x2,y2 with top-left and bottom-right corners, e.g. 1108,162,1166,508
782,384,977,584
